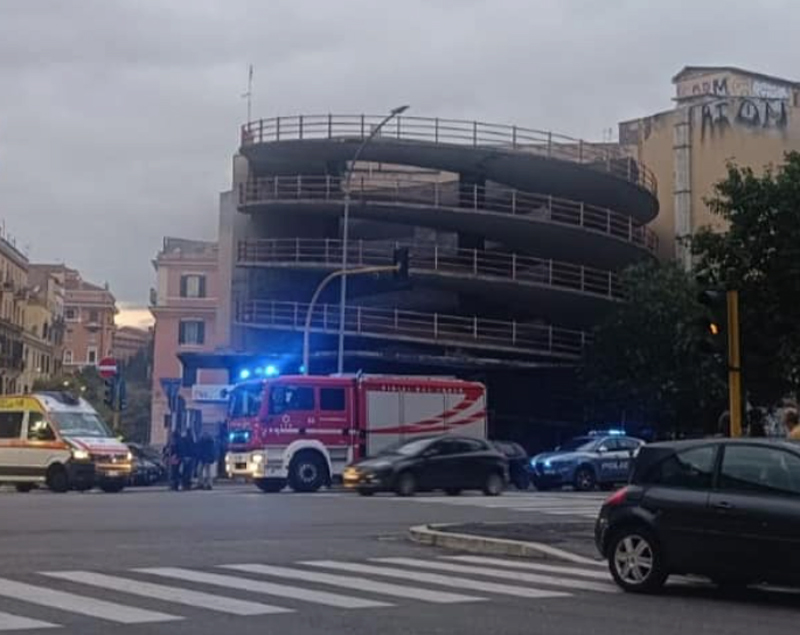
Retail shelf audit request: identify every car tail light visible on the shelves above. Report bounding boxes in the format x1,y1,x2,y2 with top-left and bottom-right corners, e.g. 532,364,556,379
604,485,629,507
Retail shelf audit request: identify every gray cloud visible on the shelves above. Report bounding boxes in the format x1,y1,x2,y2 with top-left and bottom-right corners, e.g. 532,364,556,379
1,0,799,303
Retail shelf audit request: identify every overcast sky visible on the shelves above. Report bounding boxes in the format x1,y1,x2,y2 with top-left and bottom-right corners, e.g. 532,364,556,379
2,0,799,319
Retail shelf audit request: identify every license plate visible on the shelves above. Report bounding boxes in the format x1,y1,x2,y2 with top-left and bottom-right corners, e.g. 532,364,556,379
106,471,120,478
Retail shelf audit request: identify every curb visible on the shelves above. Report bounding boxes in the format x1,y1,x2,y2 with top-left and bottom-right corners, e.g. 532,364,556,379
409,524,604,567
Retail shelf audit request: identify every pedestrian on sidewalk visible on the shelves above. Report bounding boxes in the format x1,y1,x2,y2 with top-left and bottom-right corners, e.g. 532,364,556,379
180,429,196,490
197,433,217,490
168,431,181,491
784,408,800,440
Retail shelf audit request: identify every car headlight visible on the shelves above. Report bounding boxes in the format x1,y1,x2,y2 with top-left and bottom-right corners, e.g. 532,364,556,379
252,454,264,464
126,452,134,462
72,449,90,461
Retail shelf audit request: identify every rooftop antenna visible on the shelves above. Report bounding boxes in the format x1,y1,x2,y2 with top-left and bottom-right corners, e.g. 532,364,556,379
241,64,254,122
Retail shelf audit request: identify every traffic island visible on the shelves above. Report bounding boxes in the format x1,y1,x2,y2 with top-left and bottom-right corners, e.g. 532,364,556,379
409,522,603,566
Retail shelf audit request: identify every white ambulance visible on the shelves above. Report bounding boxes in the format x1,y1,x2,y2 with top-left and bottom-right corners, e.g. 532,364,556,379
0,392,132,493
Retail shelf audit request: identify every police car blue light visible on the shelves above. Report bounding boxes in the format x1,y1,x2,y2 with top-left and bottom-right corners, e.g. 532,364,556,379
528,434,645,492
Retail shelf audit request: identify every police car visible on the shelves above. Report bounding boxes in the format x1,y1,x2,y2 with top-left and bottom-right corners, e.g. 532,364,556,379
528,431,644,492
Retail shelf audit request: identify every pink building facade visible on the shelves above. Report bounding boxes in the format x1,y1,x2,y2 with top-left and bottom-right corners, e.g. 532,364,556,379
149,237,226,446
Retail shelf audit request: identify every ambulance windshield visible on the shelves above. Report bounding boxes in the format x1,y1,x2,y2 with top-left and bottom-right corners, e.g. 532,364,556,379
50,412,113,438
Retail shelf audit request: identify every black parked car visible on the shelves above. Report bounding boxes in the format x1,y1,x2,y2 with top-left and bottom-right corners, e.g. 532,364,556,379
492,440,530,490
128,444,166,486
596,438,800,593
343,436,508,497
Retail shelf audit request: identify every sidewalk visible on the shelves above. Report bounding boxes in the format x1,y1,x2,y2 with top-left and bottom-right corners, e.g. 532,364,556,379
410,520,602,565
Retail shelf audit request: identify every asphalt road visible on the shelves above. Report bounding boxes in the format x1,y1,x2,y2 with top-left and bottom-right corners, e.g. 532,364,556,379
0,485,798,635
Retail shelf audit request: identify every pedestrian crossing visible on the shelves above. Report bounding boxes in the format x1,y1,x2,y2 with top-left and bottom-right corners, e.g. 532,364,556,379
393,491,608,519
0,555,614,631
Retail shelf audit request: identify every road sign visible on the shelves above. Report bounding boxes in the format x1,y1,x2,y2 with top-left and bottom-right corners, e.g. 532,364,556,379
98,357,118,378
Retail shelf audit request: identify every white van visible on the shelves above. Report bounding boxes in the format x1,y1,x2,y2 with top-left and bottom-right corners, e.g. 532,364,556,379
0,392,132,493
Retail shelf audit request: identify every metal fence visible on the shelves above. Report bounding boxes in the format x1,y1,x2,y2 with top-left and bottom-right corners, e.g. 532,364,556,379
240,114,657,194
238,175,657,254
237,238,624,300
235,299,588,359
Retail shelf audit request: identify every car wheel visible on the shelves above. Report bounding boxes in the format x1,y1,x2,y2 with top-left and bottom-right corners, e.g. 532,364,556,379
254,478,286,493
288,453,328,493
482,472,504,496
573,466,597,492
46,465,69,494
395,471,416,497
14,483,35,493
513,475,530,491
608,528,667,593
444,488,462,496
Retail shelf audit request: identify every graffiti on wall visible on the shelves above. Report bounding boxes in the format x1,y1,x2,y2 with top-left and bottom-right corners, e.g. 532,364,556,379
677,73,752,99
699,97,788,138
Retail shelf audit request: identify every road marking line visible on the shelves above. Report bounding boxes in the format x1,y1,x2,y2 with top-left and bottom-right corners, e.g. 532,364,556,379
136,568,390,609
221,564,485,604
0,610,58,631
444,556,610,580
374,558,615,593
0,578,180,624
42,571,290,616
301,561,570,599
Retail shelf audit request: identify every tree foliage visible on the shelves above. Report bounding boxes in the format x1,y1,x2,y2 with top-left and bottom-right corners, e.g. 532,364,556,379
582,261,726,436
693,151,800,405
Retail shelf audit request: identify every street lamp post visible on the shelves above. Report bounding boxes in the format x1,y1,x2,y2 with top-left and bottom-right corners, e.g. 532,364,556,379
336,105,410,374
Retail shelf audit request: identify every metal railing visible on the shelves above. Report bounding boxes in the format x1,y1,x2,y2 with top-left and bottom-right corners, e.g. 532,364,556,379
237,239,624,300
238,175,657,254
235,300,588,359
240,114,657,194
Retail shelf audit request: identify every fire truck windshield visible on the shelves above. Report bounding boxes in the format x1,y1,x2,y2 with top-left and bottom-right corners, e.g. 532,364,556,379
228,382,264,419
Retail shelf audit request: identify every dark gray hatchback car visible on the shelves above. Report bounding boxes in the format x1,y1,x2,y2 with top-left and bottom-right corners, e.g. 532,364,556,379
596,438,800,593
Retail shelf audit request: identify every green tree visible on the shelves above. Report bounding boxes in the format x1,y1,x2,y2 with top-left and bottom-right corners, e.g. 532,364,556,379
693,151,800,405
582,261,726,436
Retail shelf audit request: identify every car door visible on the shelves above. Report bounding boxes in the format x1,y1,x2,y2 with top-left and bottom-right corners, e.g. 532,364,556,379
0,410,25,477
415,439,456,490
25,410,61,479
447,438,487,489
595,437,627,483
709,443,800,582
637,443,718,571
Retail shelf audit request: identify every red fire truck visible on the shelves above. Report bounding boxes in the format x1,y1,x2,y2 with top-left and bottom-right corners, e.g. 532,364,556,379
224,374,487,493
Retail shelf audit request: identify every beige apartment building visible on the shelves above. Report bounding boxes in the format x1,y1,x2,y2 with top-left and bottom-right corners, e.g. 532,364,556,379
113,325,152,363
34,265,117,369
620,65,800,267
0,235,28,394
20,266,65,392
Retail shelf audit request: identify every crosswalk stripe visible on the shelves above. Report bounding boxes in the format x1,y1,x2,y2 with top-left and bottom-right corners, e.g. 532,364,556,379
0,578,180,624
301,561,570,599
0,610,58,631
136,567,390,609
222,564,485,604
374,558,615,593
42,571,290,616
444,556,610,579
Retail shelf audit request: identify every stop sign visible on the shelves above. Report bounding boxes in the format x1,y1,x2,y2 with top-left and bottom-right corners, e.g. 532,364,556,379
98,357,118,379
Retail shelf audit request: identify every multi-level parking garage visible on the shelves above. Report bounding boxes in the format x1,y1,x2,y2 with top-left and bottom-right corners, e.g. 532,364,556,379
213,115,657,438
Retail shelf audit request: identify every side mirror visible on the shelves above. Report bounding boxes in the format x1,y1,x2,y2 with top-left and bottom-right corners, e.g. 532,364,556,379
598,446,608,454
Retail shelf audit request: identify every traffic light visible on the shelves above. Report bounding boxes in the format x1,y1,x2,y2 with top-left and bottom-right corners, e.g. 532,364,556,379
117,378,127,411
103,377,115,409
393,247,409,280
695,288,727,357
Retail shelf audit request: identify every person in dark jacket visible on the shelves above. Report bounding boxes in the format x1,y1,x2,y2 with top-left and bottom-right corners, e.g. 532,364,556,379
180,431,196,491
197,434,217,490
168,431,182,491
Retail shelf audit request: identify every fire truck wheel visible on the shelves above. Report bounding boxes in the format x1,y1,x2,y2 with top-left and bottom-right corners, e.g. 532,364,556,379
395,471,416,497
46,465,69,494
255,478,286,493
288,452,328,493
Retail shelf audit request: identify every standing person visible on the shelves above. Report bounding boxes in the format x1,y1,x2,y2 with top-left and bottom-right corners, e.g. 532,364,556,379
168,431,181,491
198,433,216,490
785,409,800,440
180,429,196,491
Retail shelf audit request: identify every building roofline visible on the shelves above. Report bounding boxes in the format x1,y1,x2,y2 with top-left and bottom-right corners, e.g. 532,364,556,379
672,65,800,88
